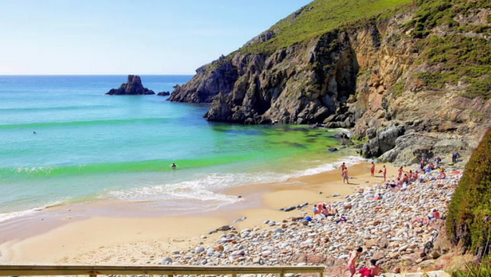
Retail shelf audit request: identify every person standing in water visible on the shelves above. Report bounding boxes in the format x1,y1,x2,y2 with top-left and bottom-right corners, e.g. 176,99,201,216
171,163,177,168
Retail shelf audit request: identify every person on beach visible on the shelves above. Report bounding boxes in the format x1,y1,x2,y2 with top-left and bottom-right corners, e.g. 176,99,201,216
348,247,363,277
359,259,382,277
340,162,347,171
438,167,446,179
370,162,375,176
429,209,441,221
342,167,349,184
369,259,383,277
435,156,442,165
313,204,319,215
383,165,387,182
452,152,460,163
397,166,404,179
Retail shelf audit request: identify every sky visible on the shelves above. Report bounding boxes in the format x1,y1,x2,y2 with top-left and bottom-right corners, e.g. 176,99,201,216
0,0,313,75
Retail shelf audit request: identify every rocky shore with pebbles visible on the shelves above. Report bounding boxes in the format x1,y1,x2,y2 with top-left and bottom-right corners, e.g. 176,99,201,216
159,168,461,274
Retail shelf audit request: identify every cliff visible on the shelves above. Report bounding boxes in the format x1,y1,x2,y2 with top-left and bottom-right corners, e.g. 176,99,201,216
168,0,491,165
106,75,155,95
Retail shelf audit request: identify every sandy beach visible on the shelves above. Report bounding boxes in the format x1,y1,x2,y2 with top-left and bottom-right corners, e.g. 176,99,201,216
0,161,399,265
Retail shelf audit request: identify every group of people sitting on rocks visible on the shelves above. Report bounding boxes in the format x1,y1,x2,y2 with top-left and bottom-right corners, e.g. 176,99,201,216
384,157,450,192
412,208,443,228
313,202,339,217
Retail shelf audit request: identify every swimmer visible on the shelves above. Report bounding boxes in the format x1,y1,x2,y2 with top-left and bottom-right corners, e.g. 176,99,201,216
171,163,177,168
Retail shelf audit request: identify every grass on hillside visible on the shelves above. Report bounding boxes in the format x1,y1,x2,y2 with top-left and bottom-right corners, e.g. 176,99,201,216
452,261,491,277
240,0,414,54
406,0,491,99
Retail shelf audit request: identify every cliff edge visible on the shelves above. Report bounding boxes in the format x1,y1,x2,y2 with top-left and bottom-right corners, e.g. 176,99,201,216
168,0,491,165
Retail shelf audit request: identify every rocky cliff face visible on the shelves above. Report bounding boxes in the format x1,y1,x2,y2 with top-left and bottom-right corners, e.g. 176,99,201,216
168,2,491,165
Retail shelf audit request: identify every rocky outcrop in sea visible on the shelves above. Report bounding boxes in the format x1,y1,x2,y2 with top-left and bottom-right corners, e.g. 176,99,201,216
106,75,155,95
158,169,461,273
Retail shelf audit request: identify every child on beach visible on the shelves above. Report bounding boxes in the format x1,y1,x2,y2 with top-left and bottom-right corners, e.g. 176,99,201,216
370,162,375,176
348,247,363,277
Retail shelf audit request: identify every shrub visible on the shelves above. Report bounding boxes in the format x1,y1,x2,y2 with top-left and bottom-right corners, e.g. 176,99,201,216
447,127,491,259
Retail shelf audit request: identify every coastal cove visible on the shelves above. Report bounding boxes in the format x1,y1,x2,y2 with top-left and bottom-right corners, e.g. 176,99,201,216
0,75,374,263
0,75,353,223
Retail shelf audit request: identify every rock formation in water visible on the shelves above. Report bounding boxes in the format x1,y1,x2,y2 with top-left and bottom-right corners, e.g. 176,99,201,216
157,91,171,96
106,75,155,95
167,0,491,165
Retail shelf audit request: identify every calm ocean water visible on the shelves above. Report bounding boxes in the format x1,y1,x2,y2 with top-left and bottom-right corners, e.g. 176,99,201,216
0,75,357,222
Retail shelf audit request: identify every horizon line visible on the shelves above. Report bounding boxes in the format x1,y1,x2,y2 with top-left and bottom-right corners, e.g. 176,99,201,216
0,73,196,76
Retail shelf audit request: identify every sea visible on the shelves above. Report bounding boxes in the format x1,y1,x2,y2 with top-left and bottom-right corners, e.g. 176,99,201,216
0,75,360,222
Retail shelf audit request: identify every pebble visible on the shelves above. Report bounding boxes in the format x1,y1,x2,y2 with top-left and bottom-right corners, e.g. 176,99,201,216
157,169,461,270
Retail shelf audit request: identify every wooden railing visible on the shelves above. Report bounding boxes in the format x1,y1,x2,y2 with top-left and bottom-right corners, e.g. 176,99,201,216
0,265,325,277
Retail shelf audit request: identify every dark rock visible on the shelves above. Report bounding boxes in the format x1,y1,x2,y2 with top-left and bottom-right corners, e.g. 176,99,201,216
328,147,339,152
170,31,358,125
361,123,405,158
215,225,234,232
157,91,171,96
106,75,155,95
297,202,309,209
283,206,296,212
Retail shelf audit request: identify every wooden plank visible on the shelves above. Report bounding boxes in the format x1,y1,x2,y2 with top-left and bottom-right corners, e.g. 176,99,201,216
0,265,325,276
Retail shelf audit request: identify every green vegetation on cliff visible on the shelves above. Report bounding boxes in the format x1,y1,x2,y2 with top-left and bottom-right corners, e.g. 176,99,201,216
407,0,491,99
447,128,491,258
238,0,491,100
241,0,413,54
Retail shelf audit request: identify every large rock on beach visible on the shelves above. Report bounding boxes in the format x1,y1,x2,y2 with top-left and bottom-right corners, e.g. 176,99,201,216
106,75,155,95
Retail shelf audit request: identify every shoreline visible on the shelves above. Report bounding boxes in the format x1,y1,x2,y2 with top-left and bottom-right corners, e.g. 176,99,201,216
0,160,400,264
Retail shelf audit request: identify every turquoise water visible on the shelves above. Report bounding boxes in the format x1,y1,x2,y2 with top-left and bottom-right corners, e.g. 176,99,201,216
0,75,352,221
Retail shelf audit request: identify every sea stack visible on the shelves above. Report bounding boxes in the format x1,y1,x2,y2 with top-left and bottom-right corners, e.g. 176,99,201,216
105,75,155,95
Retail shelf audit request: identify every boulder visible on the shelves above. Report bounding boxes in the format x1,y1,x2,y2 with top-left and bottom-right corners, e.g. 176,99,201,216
157,91,171,96
106,75,155,95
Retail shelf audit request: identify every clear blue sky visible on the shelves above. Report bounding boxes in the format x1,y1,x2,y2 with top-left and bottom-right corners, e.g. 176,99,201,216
0,0,312,75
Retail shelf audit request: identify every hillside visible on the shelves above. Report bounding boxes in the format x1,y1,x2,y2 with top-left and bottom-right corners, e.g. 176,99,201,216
447,127,491,259
168,0,491,165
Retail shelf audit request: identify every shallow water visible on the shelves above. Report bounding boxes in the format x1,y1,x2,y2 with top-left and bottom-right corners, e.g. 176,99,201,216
0,75,353,222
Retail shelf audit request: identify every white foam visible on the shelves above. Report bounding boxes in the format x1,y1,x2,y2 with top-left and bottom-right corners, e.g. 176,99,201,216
102,156,365,210
288,155,364,178
0,201,63,223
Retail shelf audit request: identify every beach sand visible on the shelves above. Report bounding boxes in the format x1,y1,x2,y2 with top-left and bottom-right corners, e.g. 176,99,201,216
0,162,400,265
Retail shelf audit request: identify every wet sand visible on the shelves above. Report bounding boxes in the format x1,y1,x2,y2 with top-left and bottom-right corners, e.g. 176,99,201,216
0,161,399,264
